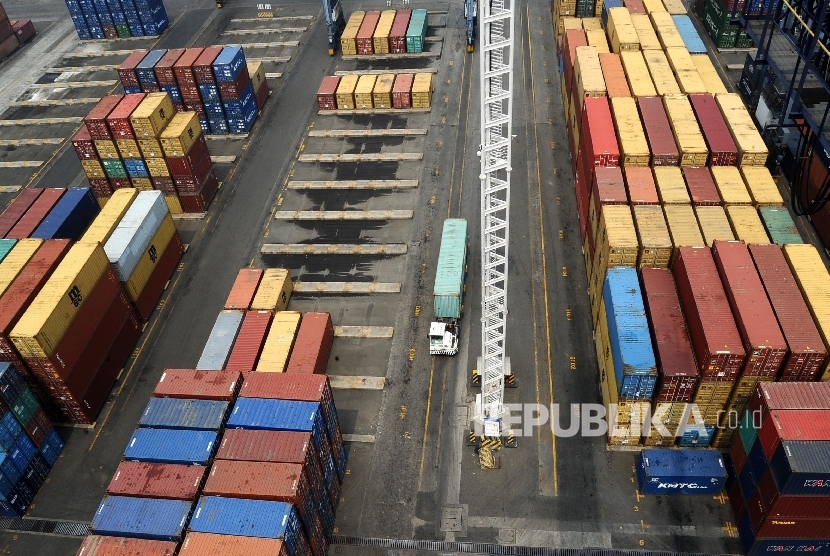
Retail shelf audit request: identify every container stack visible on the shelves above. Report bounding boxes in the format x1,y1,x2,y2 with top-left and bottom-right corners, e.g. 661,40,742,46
702,0,763,49
317,71,431,111
727,382,830,554
340,9,426,55
0,3,35,63
0,188,100,242
0,362,64,517
64,0,168,40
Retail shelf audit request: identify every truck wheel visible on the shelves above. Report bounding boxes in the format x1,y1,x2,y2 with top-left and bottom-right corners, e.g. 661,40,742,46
463,284,466,292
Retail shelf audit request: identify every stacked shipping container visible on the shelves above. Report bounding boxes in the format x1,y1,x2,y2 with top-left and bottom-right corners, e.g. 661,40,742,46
340,9,425,55
64,0,168,40
0,2,34,63
317,71,431,110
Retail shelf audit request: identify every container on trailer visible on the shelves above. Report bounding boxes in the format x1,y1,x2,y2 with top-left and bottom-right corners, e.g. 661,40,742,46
682,167,721,206
695,205,735,246
389,9,411,54
672,15,706,53
195,310,244,370
179,532,289,556
153,369,241,401
373,10,395,54
130,93,174,138
662,95,708,166
711,240,787,378
599,53,631,97
72,127,98,160
672,246,746,380
356,10,381,55
610,97,649,166
316,76,340,111
654,167,691,204
118,50,149,88
688,93,738,166
123,428,217,465
690,54,728,95
641,268,699,402
91,496,192,542
250,268,292,311
620,51,657,97
637,449,726,494
6,189,66,240
104,191,168,281
224,311,273,374
716,93,768,166
81,189,138,245
633,206,672,268
286,312,334,375
650,11,685,49
726,205,770,244
139,398,229,431
31,188,99,241
740,166,783,207
643,50,681,96
76,536,177,556
758,208,800,245
334,74,358,110
107,461,205,500
256,311,301,372
630,14,661,50
340,11,365,56
392,73,414,109
411,73,433,108
372,73,394,109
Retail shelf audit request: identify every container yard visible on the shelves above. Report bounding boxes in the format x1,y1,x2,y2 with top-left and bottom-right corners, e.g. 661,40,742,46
0,0,829,554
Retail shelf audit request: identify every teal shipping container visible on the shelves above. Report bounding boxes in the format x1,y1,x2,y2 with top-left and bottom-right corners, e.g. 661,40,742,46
759,207,803,245
405,9,428,53
433,219,467,319
0,240,16,264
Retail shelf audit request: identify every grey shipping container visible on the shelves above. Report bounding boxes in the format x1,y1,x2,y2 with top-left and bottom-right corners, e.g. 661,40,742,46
196,310,245,370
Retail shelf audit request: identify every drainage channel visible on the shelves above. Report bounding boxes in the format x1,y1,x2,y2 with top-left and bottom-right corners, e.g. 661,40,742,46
0,517,89,537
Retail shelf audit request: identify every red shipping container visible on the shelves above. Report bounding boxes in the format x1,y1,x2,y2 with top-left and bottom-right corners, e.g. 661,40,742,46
689,93,738,166
181,85,201,101
133,231,184,322
172,152,213,191
193,46,223,84
641,268,699,402
142,85,161,94
6,188,65,239
728,481,745,524
151,177,177,196
638,97,680,166
682,167,721,206
155,48,185,86
0,188,42,237
184,99,206,118
711,241,788,377
756,467,830,520
218,70,252,102
625,0,646,13
623,167,659,205
392,73,413,109
0,33,17,60
12,20,35,45
112,178,132,190
72,126,98,160
591,166,628,211
224,311,272,373
286,312,334,375
356,11,381,55
77,536,177,556
748,382,830,434
85,95,124,140
389,9,411,53
758,409,830,460
599,53,631,98
672,246,746,380
748,244,827,381
107,93,146,140
179,533,289,556
103,25,118,39
745,514,830,539
563,30,587,105
88,178,113,198
203,459,313,508
117,50,148,88
317,76,340,111
0,18,10,43
254,80,269,111
731,431,748,475
179,172,219,213
107,461,206,500
574,148,591,245
225,269,264,310
580,97,620,175
23,407,50,447
173,47,204,87
153,369,241,401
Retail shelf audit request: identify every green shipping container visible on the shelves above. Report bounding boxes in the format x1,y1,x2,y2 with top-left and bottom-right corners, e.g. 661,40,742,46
703,0,737,48
102,159,127,179
116,24,132,39
0,239,17,264
759,207,803,245
736,28,754,48
576,0,595,17
12,389,39,426
433,219,468,319
406,9,428,53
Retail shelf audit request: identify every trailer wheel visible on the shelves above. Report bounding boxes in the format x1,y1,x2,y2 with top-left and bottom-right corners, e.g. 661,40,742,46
463,284,466,292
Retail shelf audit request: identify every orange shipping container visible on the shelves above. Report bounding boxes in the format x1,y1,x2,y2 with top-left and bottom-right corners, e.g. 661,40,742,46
179,532,288,556
225,269,264,310
599,53,631,97
356,11,381,55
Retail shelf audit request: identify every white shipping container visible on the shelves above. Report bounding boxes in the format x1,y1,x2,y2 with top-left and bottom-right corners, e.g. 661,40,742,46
196,310,245,370
104,191,169,281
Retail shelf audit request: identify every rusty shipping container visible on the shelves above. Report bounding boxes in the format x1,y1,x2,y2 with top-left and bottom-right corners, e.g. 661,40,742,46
85,95,125,140
637,97,680,166
356,11,381,55
682,167,721,206
599,53,631,97
286,312,334,375
179,532,289,556
581,97,620,177
316,76,340,111
672,246,746,380
77,536,177,556
389,9,411,54
107,461,206,500
688,93,738,166
624,167,660,205
392,73,413,109
224,310,273,374
153,369,242,401
224,268,264,310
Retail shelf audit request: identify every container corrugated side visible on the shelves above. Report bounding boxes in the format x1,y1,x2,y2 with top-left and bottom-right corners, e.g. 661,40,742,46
372,10,395,54
153,369,241,401
0,240,42,299
633,205,672,267
758,208,801,245
224,268,264,310
662,95,708,166
354,74,377,109
663,205,706,258
620,50,657,97
711,166,752,205
688,93,738,166
637,449,726,494
654,167,691,204
683,167,722,206
599,53,631,97
641,0,665,13
637,96,679,166
139,398,229,431
256,311,301,372
103,191,168,281
31,187,99,241
179,532,289,556
589,166,628,244
575,46,607,110
123,428,217,465
123,214,175,302
411,73,433,108
650,10,685,48
725,205,770,244
433,219,467,318
77,536,177,556
107,461,206,500
372,73,394,109
642,50,681,96
716,93,768,166
286,312,334,375
624,167,660,205
195,310,244,370
740,166,783,206
610,97,650,166
690,54,728,94
782,244,830,380
250,268,292,312
0,240,15,264
694,206,735,246
630,14,661,50
339,11,364,56
672,15,707,53
665,46,708,94
607,7,640,53
224,311,273,374
335,74,358,110
585,29,610,53
589,206,639,323
91,496,192,541
0,190,41,238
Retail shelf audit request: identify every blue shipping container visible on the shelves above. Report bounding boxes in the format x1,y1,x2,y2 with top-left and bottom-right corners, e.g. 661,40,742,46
189,497,308,556
601,0,623,28
223,83,255,118
228,101,257,134
93,0,114,24
228,398,327,454
136,49,167,85
676,424,715,447
208,118,229,135
124,158,150,178
637,449,726,495
213,46,247,83
0,363,27,408
39,430,64,466
769,441,830,496
198,83,221,102
160,84,182,103
91,496,192,541
672,15,707,54
139,398,229,431
618,374,657,400
196,310,245,370
31,188,100,241
123,428,217,465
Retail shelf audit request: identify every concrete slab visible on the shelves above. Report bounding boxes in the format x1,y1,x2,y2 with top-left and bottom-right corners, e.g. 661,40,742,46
298,153,423,162
335,326,394,338
261,243,407,255
293,282,401,293
329,375,386,390
288,180,418,189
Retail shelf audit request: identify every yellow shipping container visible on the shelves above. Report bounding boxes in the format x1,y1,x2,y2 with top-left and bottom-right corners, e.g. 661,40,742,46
716,93,768,166
664,47,708,94
642,0,667,12
145,157,171,178
10,242,109,359
250,268,293,311
82,189,139,244
132,178,153,191
575,46,607,110
335,74,359,110
557,15,582,35
582,17,602,30
247,61,266,92
373,10,395,54
354,75,377,109
726,205,770,244
607,7,640,53
740,166,784,206
123,214,176,302
662,94,708,166
711,166,752,205
138,138,164,159
653,167,691,204
130,92,174,138
653,401,689,425
694,205,735,246
630,14,662,50
165,195,182,215
662,0,686,13
619,51,657,97
585,29,610,53
693,380,733,405
116,139,141,159
160,111,202,158
633,205,672,267
340,11,365,56
372,73,394,109
663,204,705,260
650,11,685,49
412,73,433,109
783,244,830,379
81,160,106,180
94,140,120,160
610,97,649,166
0,239,42,298
97,196,109,209
690,54,728,95
643,50,681,96
590,205,638,323
257,311,302,372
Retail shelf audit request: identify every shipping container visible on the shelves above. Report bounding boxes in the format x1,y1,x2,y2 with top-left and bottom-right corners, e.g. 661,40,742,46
581,97,620,175
768,441,830,496
215,429,323,484
193,46,223,84
179,532,289,556
682,167,721,206
726,205,770,244
104,191,168,281
757,410,830,464
739,166,783,206
154,369,241,401
411,73,433,108
224,311,273,374
695,205,735,246
630,14,661,50
106,94,146,141
0,240,41,299
118,50,149,88
665,47,708,94
405,9,428,53
585,29,610,53
662,95,708,166
250,268,292,311
641,268,699,402
575,46,606,110
607,7,640,52
107,461,205,500
599,53,631,97
0,240,14,264
758,207,801,245
609,97,649,166
91,496,192,542
716,93,768,166
633,206,672,267
316,76,340,111
643,50,681,95
688,93,738,165
213,46,247,83
356,10,381,55
194,310,244,370
589,206,639,322
754,465,830,519
673,246,746,379
159,112,202,157
589,166,628,244
130,93,175,138
285,312,333,375
372,73,394,109
123,428,217,465
6,189,66,240
690,54,728,95
121,214,175,302
672,15,706,53
650,10,685,49
340,11,364,56
139,398,229,431
389,9,411,54
392,73,414,109
257,311,302,372
637,449,726,494
72,127,97,161
711,166,752,205
563,30,588,105
654,167,691,204
85,95,125,140
76,536,177,556
633,97,677,167
373,10,395,54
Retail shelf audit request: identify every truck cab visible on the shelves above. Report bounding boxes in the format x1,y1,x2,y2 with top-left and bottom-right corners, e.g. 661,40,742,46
429,321,459,356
